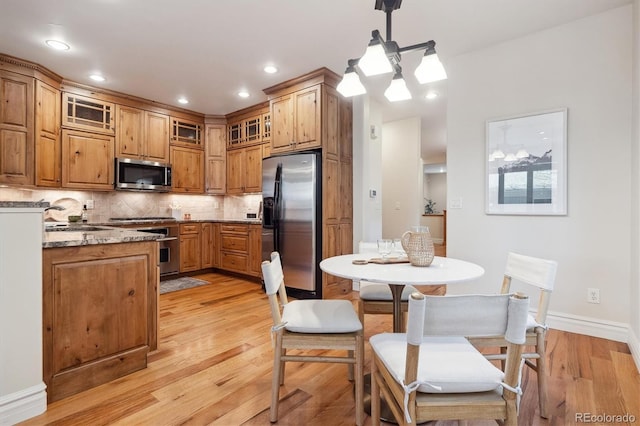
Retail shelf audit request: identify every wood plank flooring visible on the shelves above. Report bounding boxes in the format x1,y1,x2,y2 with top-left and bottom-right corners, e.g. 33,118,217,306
21,270,639,425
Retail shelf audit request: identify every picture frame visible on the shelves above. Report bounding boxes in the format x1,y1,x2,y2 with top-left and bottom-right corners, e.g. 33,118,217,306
485,108,567,215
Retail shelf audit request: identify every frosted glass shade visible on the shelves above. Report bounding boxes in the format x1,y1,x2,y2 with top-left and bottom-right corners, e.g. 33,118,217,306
384,76,412,102
358,43,392,76
337,71,366,97
414,52,447,84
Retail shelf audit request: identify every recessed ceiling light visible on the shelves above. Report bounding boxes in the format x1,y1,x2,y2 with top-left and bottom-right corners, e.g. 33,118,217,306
177,97,189,105
263,65,278,74
45,39,70,51
238,90,250,98
89,74,106,82
425,91,439,100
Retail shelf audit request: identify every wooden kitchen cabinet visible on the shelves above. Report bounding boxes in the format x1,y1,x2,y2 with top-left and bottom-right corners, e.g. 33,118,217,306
116,106,170,163
248,224,262,277
35,80,61,187
205,124,226,194
180,223,201,272
226,103,269,149
61,128,115,190
170,145,204,193
201,222,220,268
171,117,203,148
265,69,353,298
268,84,321,154
219,223,249,274
62,92,114,135
226,144,262,194
42,241,158,402
0,70,34,185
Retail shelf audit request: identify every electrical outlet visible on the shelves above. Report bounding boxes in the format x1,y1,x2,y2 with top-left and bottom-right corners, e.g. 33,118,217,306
85,200,94,209
587,288,600,304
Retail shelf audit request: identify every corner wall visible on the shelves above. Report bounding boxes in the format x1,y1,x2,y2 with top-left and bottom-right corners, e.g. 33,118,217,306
446,6,634,342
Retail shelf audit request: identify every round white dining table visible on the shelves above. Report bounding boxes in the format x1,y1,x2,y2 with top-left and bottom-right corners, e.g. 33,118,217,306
320,254,485,332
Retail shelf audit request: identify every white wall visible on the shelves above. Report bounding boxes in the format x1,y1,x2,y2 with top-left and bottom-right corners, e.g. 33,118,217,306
382,118,423,239
630,0,640,364
352,95,384,248
446,5,633,334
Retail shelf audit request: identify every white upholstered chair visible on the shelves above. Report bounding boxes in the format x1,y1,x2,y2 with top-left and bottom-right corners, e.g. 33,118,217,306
261,252,364,425
370,292,530,426
468,252,558,418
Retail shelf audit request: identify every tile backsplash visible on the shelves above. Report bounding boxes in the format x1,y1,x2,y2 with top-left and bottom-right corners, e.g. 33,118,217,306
0,187,262,222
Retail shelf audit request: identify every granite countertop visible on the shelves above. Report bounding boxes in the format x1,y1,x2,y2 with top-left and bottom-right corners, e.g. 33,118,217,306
95,218,262,226
0,201,50,209
43,225,161,249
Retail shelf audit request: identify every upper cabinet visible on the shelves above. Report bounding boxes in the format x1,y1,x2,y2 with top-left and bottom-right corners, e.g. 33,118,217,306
171,117,203,148
205,123,226,195
61,129,114,190
62,93,115,135
170,145,204,193
0,70,34,185
226,103,270,149
35,80,61,187
267,83,321,154
116,106,170,163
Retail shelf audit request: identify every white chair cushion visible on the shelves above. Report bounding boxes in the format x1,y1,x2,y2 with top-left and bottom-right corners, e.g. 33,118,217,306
370,334,504,393
282,300,362,333
360,282,419,301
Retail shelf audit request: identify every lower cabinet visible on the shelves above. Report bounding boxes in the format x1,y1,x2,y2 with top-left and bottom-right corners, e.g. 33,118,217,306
42,241,158,402
220,224,249,274
179,223,201,272
201,222,219,268
175,221,261,278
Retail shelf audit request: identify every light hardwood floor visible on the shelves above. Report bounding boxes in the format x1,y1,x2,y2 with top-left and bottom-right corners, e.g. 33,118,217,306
22,270,639,425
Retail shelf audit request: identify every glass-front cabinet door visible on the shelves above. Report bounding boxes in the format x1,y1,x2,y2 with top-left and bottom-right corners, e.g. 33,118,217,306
62,93,115,135
171,117,202,148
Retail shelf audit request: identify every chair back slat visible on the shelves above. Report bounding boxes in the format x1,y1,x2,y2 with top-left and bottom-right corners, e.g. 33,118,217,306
262,252,285,296
423,294,511,337
505,252,557,291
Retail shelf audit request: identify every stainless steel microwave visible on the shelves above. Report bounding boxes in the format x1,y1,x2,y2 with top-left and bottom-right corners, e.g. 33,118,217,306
115,158,172,192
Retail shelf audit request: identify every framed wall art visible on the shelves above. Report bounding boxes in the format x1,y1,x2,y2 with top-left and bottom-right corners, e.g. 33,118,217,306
485,108,567,215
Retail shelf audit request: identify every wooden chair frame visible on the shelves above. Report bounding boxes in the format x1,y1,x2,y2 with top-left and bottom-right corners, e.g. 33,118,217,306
263,254,364,425
468,252,557,418
371,292,528,426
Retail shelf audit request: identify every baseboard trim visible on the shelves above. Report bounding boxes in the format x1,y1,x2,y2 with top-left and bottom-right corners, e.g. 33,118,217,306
546,310,628,343
628,327,640,373
0,383,47,425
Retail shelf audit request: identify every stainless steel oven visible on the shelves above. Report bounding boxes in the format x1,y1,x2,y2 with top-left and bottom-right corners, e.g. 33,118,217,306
135,225,180,276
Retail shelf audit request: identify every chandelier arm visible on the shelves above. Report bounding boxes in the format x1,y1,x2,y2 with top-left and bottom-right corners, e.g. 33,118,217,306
398,40,436,54
386,9,393,41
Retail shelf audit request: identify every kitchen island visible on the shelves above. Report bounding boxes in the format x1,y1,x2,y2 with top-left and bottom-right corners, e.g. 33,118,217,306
42,225,160,402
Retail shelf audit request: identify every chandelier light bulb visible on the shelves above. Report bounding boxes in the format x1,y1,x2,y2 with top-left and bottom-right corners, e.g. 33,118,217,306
516,149,529,159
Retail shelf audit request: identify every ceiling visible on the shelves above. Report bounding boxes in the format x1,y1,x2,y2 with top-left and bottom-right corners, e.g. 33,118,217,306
0,0,630,162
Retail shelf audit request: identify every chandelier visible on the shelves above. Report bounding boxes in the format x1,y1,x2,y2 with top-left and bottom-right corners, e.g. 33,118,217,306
336,0,447,102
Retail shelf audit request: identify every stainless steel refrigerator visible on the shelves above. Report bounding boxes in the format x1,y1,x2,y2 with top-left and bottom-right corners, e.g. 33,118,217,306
262,151,322,299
